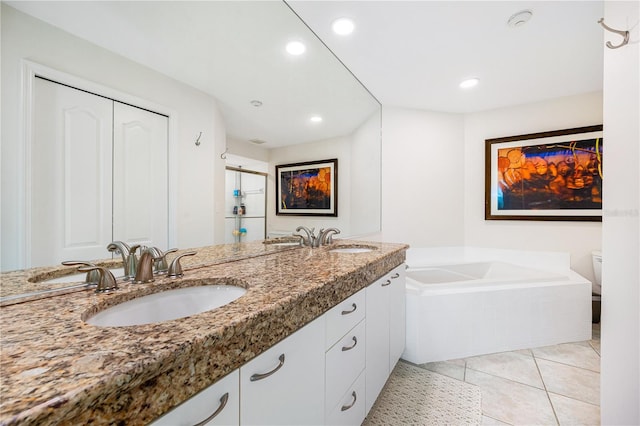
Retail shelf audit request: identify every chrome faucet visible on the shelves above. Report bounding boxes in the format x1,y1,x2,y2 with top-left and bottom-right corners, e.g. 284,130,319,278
295,226,316,247
318,228,341,245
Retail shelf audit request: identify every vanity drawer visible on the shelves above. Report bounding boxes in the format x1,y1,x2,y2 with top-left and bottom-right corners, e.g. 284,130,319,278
325,319,366,412
325,288,365,349
325,370,366,426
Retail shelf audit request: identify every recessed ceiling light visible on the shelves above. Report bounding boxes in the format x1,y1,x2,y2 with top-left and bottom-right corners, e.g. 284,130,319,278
310,115,323,123
507,10,533,28
332,18,355,35
459,78,479,89
286,41,306,55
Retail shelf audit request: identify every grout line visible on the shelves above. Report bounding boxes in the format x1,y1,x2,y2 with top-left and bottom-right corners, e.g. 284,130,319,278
533,355,601,374
533,353,561,426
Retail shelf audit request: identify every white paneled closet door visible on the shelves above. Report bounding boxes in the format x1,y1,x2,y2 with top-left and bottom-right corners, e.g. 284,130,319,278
31,78,169,267
32,78,113,266
112,102,168,250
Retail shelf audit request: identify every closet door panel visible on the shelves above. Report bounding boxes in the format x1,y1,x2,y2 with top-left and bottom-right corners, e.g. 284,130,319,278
31,78,113,266
112,102,168,249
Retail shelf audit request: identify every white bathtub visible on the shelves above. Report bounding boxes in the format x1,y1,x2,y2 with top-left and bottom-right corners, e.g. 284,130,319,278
402,249,592,364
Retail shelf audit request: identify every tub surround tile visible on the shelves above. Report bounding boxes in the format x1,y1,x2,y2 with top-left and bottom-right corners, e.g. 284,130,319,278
548,393,600,425
536,358,600,406
466,351,545,389
464,369,557,425
0,240,407,425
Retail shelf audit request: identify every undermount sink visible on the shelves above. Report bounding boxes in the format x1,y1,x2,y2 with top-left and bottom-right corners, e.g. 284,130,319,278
40,268,125,284
329,245,377,254
86,285,246,327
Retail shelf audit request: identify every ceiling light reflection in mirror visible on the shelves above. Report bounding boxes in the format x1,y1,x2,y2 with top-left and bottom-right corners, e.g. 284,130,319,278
6,1,380,148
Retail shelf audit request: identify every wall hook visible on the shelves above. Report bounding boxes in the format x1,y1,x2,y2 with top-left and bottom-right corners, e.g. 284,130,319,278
195,132,203,146
598,18,630,49
220,147,228,160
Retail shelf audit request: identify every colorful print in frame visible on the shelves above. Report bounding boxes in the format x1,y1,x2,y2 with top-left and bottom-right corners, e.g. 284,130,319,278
485,125,603,221
276,159,337,216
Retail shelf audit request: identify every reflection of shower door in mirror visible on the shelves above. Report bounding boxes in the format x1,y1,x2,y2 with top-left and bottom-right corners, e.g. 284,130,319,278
225,168,266,243
31,78,168,267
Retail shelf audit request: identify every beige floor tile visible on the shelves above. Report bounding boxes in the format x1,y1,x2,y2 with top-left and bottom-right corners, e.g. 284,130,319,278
532,342,600,372
536,358,600,406
465,369,557,425
549,392,600,425
466,351,544,389
417,358,466,381
589,339,601,355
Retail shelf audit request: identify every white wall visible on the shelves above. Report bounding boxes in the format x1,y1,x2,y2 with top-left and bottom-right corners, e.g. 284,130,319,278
463,92,603,281
380,107,466,247
1,5,226,270
600,1,639,423
267,137,351,236
350,111,382,236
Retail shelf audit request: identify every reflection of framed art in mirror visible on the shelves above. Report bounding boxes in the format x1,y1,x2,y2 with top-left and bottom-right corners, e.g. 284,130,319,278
276,159,338,217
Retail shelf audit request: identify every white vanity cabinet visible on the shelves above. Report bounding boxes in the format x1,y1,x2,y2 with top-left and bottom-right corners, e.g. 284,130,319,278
150,263,405,425
324,289,367,425
365,264,406,413
240,316,325,425
151,370,239,426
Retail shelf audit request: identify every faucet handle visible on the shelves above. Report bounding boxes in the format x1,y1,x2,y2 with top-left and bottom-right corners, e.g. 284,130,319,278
77,266,118,293
147,247,178,274
167,251,197,278
61,261,101,284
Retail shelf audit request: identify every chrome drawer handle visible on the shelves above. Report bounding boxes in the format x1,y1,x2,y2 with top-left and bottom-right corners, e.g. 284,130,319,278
391,272,400,279
381,279,391,287
193,393,229,426
250,354,285,382
342,336,358,351
341,391,357,412
341,303,357,315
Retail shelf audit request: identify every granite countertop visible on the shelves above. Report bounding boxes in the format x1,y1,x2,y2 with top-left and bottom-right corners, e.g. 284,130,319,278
0,239,407,425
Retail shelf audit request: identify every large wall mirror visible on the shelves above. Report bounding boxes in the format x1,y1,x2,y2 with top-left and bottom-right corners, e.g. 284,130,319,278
1,1,381,279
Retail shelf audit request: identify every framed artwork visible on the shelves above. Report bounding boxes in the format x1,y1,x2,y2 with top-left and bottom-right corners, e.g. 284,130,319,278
485,125,603,221
276,158,338,216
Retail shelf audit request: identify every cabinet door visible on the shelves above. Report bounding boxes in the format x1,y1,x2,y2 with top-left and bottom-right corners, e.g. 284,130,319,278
31,77,113,266
325,371,366,426
151,370,239,426
389,265,407,370
240,316,325,425
365,274,391,413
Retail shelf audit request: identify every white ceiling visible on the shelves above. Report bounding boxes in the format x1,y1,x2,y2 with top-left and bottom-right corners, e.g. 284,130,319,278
289,0,604,113
6,1,604,143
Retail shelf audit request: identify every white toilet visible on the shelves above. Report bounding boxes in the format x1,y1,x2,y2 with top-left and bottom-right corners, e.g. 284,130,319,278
592,250,603,295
